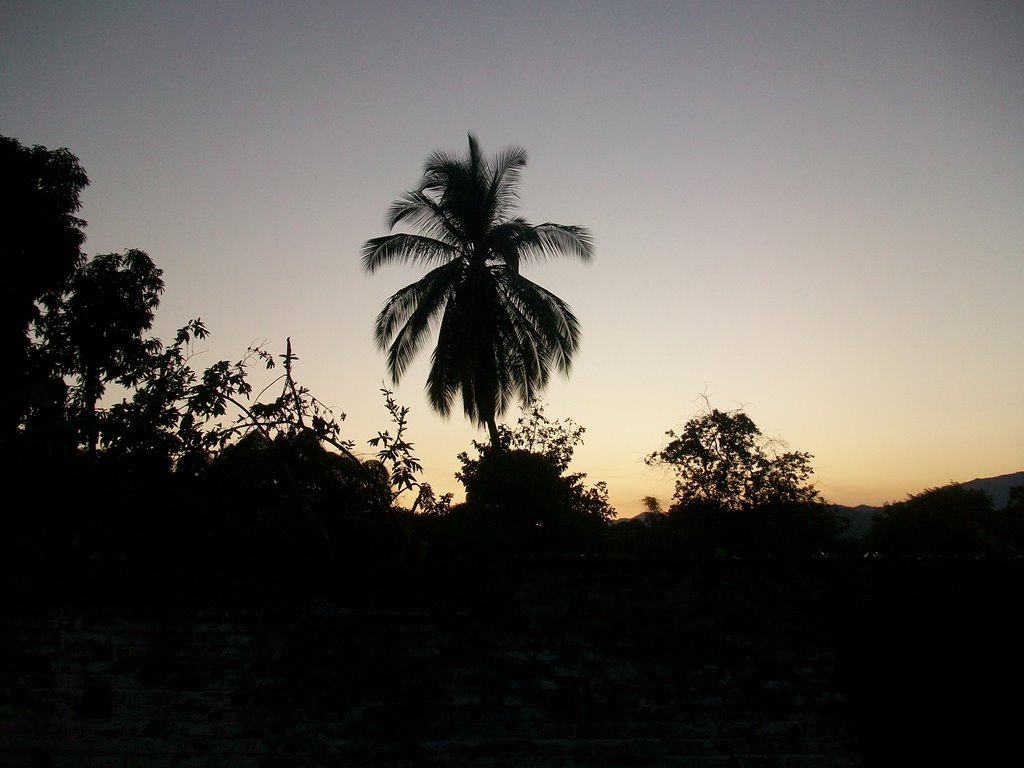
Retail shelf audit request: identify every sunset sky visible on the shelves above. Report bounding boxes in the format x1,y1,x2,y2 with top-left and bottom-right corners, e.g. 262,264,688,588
3,0,1021,514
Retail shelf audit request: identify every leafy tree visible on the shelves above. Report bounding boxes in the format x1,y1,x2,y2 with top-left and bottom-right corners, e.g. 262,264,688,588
460,403,614,525
647,406,821,511
639,496,664,516
0,136,88,445
97,319,258,473
115,331,373,486
865,483,1005,556
12,315,420,571
1003,485,1024,549
647,404,846,556
146,338,418,561
489,400,585,472
0,135,438,573
437,403,613,555
39,249,164,453
363,134,593,447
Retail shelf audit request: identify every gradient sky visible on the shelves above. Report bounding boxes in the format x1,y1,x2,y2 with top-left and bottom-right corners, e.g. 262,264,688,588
3,0,1022,514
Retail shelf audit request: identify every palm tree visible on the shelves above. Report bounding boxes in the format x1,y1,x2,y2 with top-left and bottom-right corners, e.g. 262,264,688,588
363,134,593,448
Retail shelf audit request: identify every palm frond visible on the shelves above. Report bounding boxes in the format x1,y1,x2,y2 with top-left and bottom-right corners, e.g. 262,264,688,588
373,261,459,346
465,133,488,186
485,220,536,273
375,262,462,381
517,223,595,264
385,190,466,245
426,287,470,418
422,147,462,175
362,233,458,274
500,273,581,374
492,295,546,408
489,145,528,221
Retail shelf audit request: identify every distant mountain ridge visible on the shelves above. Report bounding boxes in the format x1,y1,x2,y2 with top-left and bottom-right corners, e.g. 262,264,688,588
960,471,1024,510
835,471,1024,538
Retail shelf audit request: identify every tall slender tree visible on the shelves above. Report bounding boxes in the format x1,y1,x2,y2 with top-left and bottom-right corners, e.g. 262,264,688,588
363,135,593,447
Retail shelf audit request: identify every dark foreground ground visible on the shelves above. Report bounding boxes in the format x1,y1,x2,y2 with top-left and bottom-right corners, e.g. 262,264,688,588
2,558,1022,767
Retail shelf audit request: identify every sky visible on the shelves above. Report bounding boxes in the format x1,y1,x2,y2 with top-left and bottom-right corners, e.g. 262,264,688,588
3,0,1022,514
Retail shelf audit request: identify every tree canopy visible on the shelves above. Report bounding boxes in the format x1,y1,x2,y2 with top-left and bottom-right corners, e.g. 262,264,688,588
644,405,847,556
38,249,164,453
864,483,1021,557
428,402,614,556
647,406,822,511
1,136,89,445
363,134,593,447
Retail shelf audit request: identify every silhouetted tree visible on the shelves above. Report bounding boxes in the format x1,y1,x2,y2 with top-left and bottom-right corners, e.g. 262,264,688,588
468,403,614,525
189,344,417,564
38,250,164,453
97,319,250,474
0,136,88,446
647,406,822,511
640,496,664,515
362,134,593,447
1003,485,1024,550
865,483,1003,556
434,403,613,556
647,404,846,556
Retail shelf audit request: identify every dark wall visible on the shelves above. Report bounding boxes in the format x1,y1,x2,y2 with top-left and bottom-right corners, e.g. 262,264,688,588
2,560,1020,767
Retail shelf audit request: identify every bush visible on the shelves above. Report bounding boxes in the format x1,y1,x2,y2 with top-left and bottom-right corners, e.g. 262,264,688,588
422,404,614,557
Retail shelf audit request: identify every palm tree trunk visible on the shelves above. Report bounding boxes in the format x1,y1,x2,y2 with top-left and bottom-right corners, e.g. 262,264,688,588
486,417,503,451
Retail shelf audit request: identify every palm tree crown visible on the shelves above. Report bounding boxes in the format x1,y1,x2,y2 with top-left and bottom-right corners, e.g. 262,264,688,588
363,134,593,447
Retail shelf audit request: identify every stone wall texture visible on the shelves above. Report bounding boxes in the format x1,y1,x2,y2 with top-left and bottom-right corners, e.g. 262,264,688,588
2,560,1020,767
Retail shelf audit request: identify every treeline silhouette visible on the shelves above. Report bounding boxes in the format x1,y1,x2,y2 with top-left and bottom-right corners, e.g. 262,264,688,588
4,136,1021,599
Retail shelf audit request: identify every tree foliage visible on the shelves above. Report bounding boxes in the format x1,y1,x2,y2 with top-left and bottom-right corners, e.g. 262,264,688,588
1,136,89,444
645,404,847,556
422,403,613,556
363,134,593,446
458,403,614,520
0,161,421,571
0,136,88,330
12,132,952,579
647,406,822,511
37,249,165,453
865,483,1020,557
